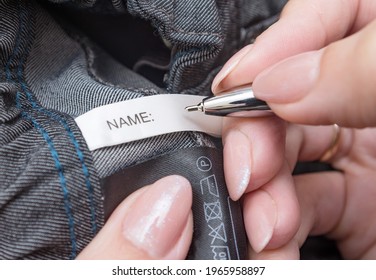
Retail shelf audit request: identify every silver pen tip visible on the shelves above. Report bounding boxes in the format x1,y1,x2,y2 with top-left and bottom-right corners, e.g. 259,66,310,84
185,102,203,112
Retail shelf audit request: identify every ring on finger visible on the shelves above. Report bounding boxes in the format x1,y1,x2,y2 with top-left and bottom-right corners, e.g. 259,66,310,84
320,124,342,162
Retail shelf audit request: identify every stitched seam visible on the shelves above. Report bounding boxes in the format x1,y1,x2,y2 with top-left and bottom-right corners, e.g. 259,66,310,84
16,92,77,259
22,3,98,237
21,4,98,236
6,0,77,259
19,79,98,235
21,81,98,235
21,0,98,237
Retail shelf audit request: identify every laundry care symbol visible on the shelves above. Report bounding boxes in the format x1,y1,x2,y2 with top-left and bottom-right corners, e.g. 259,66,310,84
204,201,222,222
196,154,230,259
196,156,212,172
208,223,227,244
200,175,219,197
211,246,231,260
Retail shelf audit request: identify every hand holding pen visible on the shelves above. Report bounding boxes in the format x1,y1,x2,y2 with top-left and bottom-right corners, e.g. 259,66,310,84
211,0,376,260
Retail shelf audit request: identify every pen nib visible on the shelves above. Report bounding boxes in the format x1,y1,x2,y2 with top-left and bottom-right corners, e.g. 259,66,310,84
185,102,203,112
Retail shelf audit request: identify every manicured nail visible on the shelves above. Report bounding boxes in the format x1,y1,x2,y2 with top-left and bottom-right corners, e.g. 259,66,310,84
244,190,277,253
122,175,192,259
253,50,322,103
224,129,252,201
212,44,253,93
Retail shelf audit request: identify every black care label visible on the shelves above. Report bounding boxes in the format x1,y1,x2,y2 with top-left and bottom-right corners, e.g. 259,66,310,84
101,147,247,260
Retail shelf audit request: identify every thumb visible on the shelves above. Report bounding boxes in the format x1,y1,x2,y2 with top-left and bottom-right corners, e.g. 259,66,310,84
77,175,193,260
253,19,376,128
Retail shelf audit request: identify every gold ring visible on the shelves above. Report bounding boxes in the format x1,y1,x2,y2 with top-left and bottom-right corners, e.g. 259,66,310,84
320,124,342,162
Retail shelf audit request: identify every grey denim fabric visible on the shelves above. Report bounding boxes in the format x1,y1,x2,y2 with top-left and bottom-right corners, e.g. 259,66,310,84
0,0,287,259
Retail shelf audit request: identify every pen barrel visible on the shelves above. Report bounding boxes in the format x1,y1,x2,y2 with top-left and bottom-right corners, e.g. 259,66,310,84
203,86,272,117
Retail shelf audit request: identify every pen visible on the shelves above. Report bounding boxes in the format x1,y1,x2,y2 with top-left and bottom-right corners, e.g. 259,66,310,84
185,85,273,117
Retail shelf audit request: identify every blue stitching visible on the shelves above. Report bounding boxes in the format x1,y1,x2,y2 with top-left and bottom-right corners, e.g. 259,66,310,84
15,1,97,236
15,92,77,259
22,86,98,235
16,59,98,234
6,1,78,259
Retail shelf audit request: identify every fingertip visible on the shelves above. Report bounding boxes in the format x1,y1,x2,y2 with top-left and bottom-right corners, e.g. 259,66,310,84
213,0,357,96
77,175,193,260
223,127,252,201
222,117,286,200
122,175,192,259
243,163,300,254
211,44,254,94
249,240,300,260
243,189,277,253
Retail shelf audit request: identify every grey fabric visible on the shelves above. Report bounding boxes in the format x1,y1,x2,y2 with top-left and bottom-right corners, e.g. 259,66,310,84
0,0,104,259
27,5,212,177
0,0,288,259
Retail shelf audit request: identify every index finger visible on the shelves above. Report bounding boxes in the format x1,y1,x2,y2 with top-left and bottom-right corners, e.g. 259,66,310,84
212,0,367,93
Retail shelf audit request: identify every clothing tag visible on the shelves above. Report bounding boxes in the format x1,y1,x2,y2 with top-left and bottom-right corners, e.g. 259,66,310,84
102,147,247,260
75,94,222,151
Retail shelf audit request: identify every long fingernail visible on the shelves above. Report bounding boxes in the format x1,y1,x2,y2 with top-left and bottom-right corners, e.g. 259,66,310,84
253,50,322,103
224,129,251,201
212,44,253,93
244,190,277,253
122,175,192,259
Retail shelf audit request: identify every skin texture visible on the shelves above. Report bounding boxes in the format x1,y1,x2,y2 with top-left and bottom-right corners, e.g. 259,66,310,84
212,0,376,259
77,175,193,260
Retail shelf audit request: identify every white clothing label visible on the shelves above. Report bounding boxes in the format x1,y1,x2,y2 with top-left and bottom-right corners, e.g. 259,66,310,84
75,94,222,151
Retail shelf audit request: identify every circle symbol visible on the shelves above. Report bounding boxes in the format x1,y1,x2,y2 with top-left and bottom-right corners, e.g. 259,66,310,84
196,156,212,172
